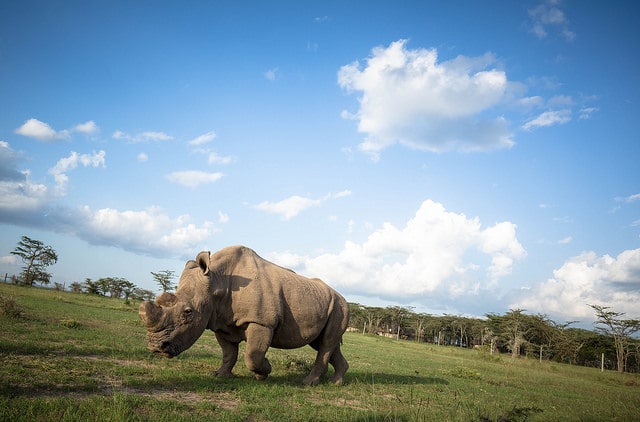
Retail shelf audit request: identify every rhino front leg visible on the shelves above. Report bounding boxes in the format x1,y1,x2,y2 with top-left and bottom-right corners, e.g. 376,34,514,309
214,332,239,377
244,323,273,381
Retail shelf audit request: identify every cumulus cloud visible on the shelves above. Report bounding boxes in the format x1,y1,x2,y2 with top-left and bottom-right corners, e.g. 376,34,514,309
270,200,526,305
0,255,18,266
512,249,640,321
113,130,173,143
0,141,216,259
72,120,99,135
74,206,216,258
48,150,106,195
137,152,149,163
14,119,100,141
253,191,352,220
0,141,50,215
338,40,515,158
0,172,49,215
0,141,25,181
165,170,224,188
15,118,70,141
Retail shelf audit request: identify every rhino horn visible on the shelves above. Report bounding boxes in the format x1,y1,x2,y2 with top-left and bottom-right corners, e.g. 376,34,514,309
156,292,178,307
139,301,164,329
139,293,177,329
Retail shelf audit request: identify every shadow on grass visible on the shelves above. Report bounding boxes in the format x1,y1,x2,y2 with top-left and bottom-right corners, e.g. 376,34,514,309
347,370,449,386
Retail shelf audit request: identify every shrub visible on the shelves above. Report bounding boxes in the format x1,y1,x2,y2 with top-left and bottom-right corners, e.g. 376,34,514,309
0,293,21,318
60,319,80,329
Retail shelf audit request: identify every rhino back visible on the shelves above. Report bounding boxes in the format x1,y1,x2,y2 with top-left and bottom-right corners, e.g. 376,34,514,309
211,246,343,348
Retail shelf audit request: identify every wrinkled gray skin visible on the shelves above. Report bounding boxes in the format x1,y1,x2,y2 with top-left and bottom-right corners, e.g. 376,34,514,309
139,245,349,385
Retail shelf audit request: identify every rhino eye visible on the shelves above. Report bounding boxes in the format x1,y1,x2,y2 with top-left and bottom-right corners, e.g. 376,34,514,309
180,308,193,324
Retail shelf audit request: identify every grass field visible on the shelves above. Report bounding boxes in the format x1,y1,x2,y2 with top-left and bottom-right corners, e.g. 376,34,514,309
1,283,639,421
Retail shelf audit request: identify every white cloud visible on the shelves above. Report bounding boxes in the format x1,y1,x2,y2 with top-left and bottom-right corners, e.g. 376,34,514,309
254,195,323,220
522,109,571,130
558,236,573,244
77,206,216,258
338,40,515,157
48,150,106,195
0,175,49,214
333,190,352,199
207,152,233,165
0,255,18,266
188,131,216,146
620,193,640,203
264,67,279,81
253,191,352,220
165,170,224,188
578,107,598,120
528,1,576,41
137,152,149,163
0,140,216,259
72,120,99,135
218,211,229,224
15,118,70,141
113,130,173,143
14,119,100,141
0,141,49,215
273,200,526,303
512,249,640,321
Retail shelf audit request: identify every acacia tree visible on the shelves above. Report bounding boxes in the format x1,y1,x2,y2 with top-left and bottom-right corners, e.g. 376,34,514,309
151,270,176,292
486,309,530,358
10,236,58,286
589,304,640,373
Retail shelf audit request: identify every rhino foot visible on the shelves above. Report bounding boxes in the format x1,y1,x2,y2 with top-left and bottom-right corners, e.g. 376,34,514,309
302,375,321,386
329,375,344,385
214,369,235,378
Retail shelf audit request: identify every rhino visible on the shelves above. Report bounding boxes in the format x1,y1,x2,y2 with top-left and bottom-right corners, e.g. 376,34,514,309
139,245,349,385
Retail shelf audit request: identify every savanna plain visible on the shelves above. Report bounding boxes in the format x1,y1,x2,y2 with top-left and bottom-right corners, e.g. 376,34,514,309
1,283,638,421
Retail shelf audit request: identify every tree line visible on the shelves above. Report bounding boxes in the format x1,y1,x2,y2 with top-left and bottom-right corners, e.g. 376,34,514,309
349,304,640,373
6,236,640,373
5,236,175,304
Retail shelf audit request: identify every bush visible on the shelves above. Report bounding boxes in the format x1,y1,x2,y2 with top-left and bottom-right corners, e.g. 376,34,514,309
0,294,21,318
60,319,81,329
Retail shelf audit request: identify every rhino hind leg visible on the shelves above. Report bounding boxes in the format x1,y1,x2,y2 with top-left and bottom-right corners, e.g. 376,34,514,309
328,346,349,385
244,323,274,381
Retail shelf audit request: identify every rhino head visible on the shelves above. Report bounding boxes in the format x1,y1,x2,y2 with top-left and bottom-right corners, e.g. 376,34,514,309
139,251,213,358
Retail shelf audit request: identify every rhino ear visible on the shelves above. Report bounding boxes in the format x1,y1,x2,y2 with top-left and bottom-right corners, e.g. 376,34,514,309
184,260,198,270
196,251,211,275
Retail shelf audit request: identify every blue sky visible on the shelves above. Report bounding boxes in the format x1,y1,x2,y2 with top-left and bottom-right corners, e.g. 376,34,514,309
1,0,639,325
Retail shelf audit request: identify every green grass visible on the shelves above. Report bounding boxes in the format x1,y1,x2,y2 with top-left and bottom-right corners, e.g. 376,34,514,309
1,283,639,421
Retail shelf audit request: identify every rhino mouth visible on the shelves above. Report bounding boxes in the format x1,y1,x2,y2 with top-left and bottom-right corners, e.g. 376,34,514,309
153,342,175,358
146,334,178,358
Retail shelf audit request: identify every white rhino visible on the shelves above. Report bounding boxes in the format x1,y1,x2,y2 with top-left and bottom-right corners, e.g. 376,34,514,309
139,245,349,385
